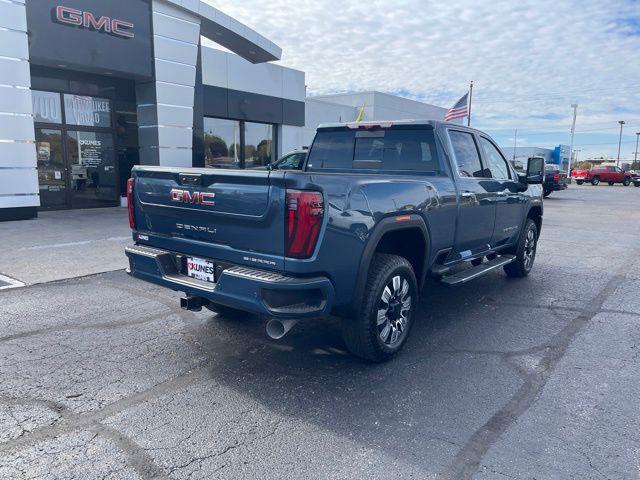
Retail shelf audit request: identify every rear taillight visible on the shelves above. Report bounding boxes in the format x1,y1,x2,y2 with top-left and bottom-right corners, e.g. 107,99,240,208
127,178,135,229
285,190,324,258
553,173,559,181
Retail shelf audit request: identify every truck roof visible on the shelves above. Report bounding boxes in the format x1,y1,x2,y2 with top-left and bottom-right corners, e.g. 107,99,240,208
317,119,479,130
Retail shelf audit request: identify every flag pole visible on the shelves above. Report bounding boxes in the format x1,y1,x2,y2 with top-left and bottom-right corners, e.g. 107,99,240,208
467,80,473,127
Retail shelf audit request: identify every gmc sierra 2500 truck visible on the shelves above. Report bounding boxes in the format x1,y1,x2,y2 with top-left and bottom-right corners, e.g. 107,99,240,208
125,120,544,362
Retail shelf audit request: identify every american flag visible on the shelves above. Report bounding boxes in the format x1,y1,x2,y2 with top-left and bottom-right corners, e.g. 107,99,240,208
444,93,469,122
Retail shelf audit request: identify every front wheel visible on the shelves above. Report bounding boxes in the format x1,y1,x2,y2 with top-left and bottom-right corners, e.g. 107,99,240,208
591,177,600,186
543,189,551,198
504,219,538,278
576,180,584,185
623,178,631,186
342,254,417,362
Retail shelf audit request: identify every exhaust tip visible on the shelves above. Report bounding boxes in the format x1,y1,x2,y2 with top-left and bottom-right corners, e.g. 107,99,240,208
266,319,298,340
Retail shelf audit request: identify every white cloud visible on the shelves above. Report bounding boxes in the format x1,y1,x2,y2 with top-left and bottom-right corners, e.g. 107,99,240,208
205,0,640,157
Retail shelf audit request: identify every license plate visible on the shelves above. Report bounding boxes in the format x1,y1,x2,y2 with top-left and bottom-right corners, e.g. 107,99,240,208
186,256,215,283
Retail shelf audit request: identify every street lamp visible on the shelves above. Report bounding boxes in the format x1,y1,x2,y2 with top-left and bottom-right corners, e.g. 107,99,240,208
567,104,578,177
573,148,581,164
634,132,640,165
616,120,625,167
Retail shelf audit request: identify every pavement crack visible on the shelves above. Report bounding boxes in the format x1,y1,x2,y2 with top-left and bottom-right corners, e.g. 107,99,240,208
438,268,629,480
92,424,170,480
0,311,173,344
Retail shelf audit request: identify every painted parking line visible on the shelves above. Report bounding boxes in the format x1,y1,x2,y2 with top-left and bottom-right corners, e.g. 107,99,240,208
0,273,26,290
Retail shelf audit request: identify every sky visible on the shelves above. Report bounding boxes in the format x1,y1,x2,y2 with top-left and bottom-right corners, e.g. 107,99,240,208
206,0,640,160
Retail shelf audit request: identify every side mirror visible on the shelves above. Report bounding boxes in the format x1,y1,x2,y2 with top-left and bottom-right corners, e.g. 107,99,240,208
525,157,544,184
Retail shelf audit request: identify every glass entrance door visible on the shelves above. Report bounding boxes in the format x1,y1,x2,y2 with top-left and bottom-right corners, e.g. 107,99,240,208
35,127,67,208
65,131,117,208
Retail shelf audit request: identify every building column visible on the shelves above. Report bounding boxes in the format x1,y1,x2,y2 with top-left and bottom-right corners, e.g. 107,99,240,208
137,0,200,167
0,0,38,220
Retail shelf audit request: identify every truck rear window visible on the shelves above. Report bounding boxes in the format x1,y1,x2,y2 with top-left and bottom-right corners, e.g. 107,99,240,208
306,127,441,173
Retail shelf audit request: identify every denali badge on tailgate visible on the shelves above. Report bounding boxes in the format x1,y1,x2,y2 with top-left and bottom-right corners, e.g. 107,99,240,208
169,189,215,206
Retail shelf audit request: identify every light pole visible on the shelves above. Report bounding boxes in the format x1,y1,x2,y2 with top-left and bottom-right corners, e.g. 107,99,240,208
567,104,578,177
634,132,640,166
573,148,581,164
616,120,625,167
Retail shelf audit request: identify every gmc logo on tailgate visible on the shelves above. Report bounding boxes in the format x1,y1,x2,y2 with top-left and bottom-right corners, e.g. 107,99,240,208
170,189,215,206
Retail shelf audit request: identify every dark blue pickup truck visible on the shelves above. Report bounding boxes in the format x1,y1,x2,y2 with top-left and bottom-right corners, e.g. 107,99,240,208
125,120,544,361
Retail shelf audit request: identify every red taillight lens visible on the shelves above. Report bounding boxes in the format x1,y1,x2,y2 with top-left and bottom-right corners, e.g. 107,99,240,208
553,173,559,181
285,190,324,258
127,178,135,229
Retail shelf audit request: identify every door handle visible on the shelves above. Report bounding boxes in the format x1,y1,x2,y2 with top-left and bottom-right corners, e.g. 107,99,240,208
460,191,475,198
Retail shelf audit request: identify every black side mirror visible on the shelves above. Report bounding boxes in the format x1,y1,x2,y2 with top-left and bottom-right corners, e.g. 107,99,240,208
525,157,544,184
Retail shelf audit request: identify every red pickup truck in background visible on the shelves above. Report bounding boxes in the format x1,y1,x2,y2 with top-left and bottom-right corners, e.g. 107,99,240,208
571,166,634,186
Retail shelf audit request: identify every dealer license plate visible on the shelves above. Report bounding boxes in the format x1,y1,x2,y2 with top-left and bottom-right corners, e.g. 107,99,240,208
186,256,215,283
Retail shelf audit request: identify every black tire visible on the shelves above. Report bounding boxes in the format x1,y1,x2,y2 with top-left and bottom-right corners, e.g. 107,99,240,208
591,177,600,186
623,178,630,186
504,219,538,278
543,189,551,198
341,254,418,362
576,180,584,185
205,303,249,319
608,181,614,186
635,182,640,187
471,257,483,266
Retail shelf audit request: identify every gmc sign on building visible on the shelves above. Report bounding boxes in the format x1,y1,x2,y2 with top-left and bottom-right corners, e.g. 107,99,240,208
26,0,152,79
54,5,135,38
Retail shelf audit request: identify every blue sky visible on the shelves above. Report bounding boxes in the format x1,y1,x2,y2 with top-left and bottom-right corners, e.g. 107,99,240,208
207,0,640,160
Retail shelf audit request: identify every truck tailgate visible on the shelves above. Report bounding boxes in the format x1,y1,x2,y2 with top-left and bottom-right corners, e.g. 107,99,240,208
132,166,284,268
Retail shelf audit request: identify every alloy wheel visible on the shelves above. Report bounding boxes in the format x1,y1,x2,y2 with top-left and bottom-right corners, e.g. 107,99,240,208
523,228,536,271
376,275,412,347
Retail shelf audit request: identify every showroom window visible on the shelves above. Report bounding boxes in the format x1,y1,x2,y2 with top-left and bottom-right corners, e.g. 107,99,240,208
203,118,241,169
244,122,274,168
203,117,276,169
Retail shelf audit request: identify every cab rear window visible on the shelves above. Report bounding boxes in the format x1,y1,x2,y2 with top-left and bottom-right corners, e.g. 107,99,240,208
306,127,441,173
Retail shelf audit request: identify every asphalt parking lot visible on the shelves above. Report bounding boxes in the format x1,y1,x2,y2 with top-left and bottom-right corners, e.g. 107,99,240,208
1,184,639,479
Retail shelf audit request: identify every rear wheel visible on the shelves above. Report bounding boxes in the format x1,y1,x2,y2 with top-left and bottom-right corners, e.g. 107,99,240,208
623,178,631,186
591,177,600,186
543,189,551,198
342,254,417,362
608,181,614,186
504,219,538,278
576,180,584,185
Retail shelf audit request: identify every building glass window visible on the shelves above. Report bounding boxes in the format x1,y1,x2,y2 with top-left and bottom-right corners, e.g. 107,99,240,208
63,94,112,128
244,122,274,168
32,90,62,124
203,117,241,169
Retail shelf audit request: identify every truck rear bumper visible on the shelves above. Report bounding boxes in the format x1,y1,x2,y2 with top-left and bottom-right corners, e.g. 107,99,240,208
125,244,334,319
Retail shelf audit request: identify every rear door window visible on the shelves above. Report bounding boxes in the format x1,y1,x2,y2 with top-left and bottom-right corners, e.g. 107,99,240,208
449,130,484,178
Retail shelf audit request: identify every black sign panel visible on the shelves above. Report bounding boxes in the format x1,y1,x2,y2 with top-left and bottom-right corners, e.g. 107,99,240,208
26,0,153,79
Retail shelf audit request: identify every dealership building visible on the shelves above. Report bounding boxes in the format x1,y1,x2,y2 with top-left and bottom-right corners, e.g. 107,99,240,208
0,0,447,221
